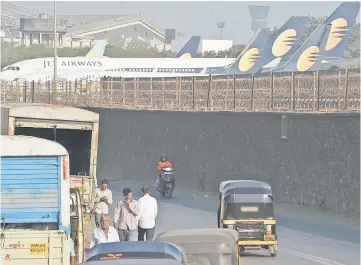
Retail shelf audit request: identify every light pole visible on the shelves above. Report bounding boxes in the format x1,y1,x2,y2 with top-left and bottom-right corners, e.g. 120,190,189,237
217,21,225,40
53,1,57,101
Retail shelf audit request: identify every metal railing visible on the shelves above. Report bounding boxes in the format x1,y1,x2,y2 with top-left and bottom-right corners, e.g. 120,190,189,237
1,69,360,112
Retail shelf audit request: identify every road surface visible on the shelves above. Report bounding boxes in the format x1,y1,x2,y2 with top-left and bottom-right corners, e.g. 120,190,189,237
106,179,360,265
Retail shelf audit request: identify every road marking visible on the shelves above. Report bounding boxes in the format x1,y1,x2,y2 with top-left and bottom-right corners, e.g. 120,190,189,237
280,227,360,248
284,248,346,265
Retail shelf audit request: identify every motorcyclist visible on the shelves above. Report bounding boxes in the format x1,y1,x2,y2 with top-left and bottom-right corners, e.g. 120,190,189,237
156,154,173,188
157,154,173,173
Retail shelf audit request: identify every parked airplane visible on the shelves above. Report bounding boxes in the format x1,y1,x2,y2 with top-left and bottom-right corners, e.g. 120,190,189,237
262,2,360,71
0,35,202,82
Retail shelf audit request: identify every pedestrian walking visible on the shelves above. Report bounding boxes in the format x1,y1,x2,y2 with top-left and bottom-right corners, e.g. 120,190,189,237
113,188,140,241
89,214,119,248
93,179,113,228
137,186,158,241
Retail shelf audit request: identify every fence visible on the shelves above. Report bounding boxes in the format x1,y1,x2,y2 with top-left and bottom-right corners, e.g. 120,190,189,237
1,69,360,112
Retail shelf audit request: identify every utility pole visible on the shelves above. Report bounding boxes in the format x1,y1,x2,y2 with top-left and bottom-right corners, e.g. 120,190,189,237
53,0,58,101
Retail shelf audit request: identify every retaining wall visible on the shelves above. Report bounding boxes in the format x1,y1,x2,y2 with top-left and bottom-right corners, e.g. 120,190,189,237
87,107,360,216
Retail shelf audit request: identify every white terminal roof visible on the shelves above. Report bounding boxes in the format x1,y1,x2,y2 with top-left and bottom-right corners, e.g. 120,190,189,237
65,14,184,39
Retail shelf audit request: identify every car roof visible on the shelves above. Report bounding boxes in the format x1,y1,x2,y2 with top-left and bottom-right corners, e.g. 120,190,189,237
154,228,238,243
86,242,185,261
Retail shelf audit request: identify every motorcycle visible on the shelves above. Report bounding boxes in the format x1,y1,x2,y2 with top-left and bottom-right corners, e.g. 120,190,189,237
157,167,175,198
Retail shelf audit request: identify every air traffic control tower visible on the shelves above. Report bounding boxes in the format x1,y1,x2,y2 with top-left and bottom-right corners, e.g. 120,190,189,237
248,5,270,36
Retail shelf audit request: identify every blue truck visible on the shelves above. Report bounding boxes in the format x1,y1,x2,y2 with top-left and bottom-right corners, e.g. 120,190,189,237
0,135,84,265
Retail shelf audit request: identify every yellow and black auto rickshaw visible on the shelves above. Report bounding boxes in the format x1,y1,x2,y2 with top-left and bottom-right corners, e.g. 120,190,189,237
217,180,278,257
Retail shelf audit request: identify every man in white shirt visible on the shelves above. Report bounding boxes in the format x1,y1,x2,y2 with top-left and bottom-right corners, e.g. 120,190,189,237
90,214,119,248
137,186,158,241
93,179,113,228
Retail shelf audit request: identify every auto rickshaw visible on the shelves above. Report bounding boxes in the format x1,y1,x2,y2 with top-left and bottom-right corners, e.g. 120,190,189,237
154,228,241,265
85,242,187,264
217,180,278,257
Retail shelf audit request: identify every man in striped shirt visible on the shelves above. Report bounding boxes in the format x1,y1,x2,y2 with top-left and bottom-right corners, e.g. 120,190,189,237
113,188,140,241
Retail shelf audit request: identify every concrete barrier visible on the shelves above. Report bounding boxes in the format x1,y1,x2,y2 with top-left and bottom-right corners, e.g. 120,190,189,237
87,107,360,216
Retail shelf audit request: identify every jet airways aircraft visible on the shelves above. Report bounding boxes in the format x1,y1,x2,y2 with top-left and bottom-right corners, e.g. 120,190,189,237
0,35,201,82
261,2,360,72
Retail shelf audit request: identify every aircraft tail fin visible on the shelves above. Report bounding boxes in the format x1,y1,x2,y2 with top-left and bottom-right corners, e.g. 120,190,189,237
207,28,270,75
175,36,201,58
322,2,360,60
226,28,270,74
85,39,108,58
262,16,309,66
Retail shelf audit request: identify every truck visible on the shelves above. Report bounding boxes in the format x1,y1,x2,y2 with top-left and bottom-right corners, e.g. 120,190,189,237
1,103,100,249
0,135,84,265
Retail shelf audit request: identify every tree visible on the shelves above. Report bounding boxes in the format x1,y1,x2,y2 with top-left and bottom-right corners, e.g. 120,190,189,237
345,23,360,59
302,16,327,42
226,44,247,57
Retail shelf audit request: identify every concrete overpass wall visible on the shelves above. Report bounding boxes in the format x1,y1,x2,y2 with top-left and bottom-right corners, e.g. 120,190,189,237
87,107,360,216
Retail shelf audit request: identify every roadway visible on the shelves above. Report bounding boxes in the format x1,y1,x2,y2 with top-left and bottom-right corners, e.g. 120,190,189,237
107,179,360,265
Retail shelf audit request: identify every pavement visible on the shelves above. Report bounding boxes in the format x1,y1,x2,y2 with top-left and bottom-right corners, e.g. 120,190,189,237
105,178,360,265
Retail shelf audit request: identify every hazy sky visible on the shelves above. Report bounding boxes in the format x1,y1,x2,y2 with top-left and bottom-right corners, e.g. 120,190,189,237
11,1,355,50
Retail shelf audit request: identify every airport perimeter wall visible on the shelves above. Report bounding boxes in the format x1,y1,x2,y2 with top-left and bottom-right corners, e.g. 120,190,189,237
86,107,360,216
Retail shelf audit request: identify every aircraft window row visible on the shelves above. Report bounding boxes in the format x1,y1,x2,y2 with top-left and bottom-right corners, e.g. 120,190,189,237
157,68,197,72
106,68,154,72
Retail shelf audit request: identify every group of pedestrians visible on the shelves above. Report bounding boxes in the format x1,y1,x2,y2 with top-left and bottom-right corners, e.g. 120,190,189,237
90,179,158,248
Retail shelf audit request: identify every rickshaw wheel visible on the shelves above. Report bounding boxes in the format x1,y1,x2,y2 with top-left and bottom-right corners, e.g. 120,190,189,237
239,246,245,256
269,245,278,257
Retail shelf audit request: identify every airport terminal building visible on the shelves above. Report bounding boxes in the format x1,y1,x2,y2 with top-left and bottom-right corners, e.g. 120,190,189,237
1,2,184,51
